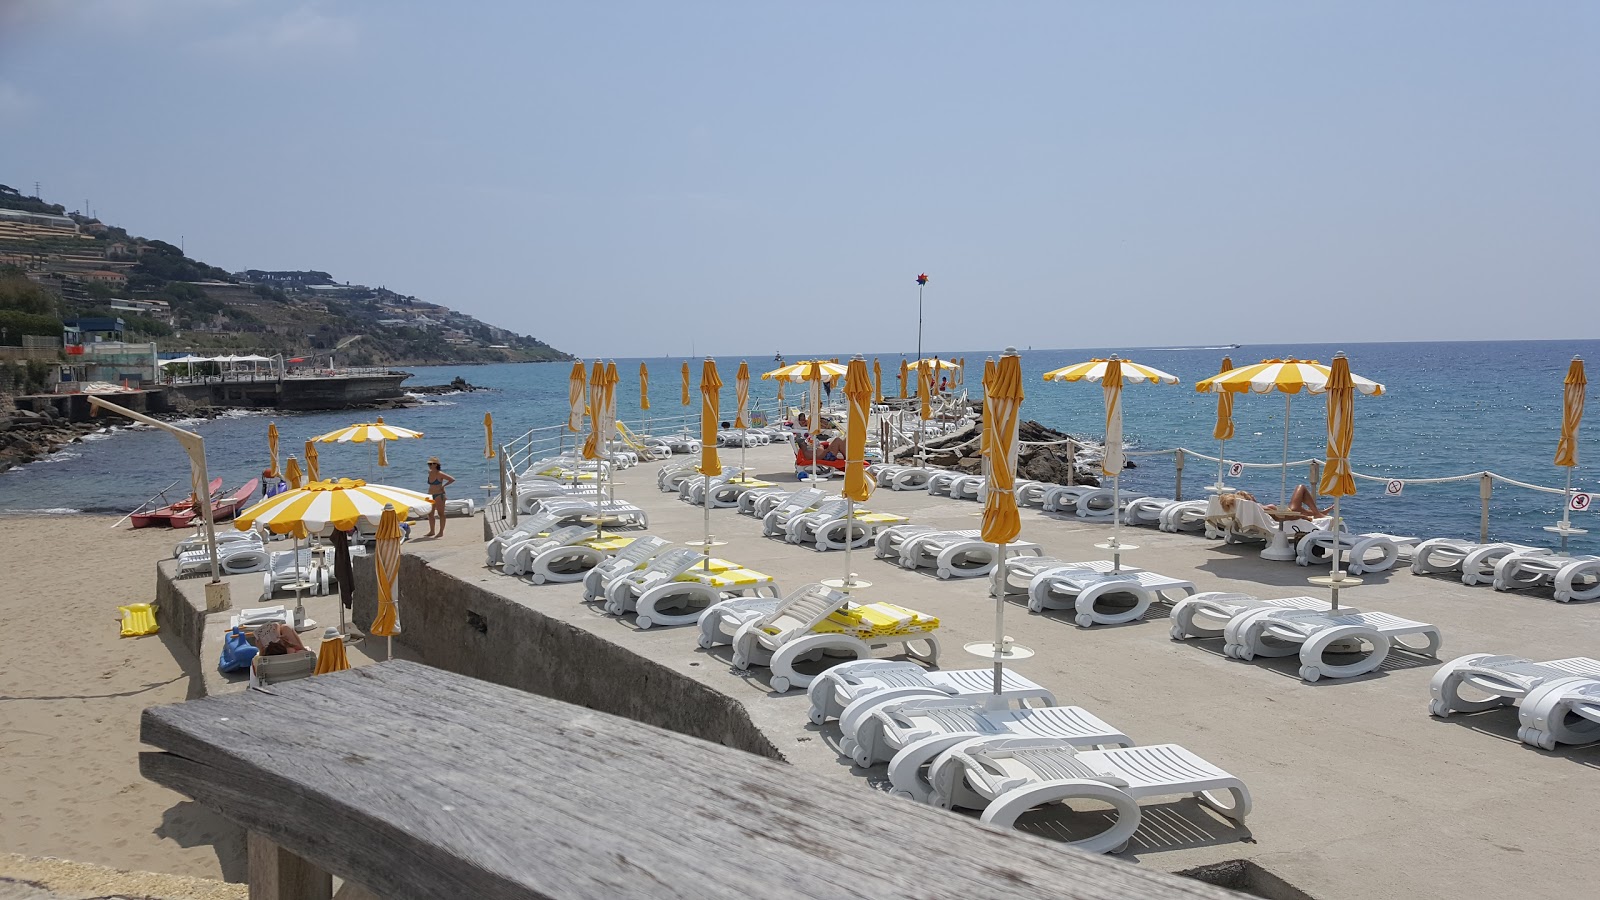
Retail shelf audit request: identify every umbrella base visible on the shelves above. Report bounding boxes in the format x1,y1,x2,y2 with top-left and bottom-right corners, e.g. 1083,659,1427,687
1260,530,1298,561
820,577,872,591
964,640,1034,661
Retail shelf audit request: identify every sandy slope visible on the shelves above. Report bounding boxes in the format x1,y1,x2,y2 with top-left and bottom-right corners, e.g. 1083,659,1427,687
0,515,245,882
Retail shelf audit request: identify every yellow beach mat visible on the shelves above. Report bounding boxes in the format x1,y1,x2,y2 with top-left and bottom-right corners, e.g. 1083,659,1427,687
854,511,910,526
118,603,159,637
582,535,636,552
675,565,774,588
816,602,939,638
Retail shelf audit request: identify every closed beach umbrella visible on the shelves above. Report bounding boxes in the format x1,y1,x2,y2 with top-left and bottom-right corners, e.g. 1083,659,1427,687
639,362,650,411
898,359,909,399
1044,356,1180,565
567,361,587,433
582,359,606,462
681,361,691,408
735,361,750,429
807,361,824,483
604,361,619,498
873,358,884,405
1211,356,1235,490
284,455,303,490
313,626,350,674
1317,353,1358,607
981,349,1026,692
980,357,997,475
304,440,319,483
837,356,872,591
1195,358,1384,507
266,422,280,478
329,526,355,634
483,413,495,459
377,441,388,468
1554,356,1587,541
697,359,723,565
369,504,403,660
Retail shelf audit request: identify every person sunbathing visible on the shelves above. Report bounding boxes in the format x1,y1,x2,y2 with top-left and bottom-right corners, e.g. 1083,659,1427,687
1265,484,1329,519
821,434,846,461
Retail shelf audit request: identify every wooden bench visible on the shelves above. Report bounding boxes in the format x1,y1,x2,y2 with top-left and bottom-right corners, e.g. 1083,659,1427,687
141,661,1243,899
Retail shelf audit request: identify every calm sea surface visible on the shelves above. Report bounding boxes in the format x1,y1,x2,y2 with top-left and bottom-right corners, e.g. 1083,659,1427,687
4,339,1597,554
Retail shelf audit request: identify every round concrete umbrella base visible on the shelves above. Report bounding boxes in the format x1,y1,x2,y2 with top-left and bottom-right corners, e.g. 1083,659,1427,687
964,640,1034,661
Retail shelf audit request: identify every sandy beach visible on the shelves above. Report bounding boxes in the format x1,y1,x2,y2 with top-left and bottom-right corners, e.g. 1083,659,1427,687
0,515,244,886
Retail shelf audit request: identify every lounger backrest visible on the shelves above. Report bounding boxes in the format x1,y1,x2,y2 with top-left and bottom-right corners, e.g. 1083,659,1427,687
773,488,825,517
540,525,593,548
637,548,708,579
255,650,316,686
803,499,849,521
753,583,848,639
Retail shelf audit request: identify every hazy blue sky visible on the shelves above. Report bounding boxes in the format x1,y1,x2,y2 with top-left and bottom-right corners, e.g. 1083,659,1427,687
2,2,1596,358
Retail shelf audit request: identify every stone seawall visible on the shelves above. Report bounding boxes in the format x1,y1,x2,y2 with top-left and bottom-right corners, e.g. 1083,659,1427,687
349,554,785,762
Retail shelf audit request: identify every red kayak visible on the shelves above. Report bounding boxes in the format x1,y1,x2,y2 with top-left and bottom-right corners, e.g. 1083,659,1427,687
130,477,223,528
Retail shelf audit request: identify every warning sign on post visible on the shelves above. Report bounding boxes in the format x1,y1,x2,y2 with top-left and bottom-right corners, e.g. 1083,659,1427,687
1227,462,1244,478
1384,479,1405,497
1571,492,1593,513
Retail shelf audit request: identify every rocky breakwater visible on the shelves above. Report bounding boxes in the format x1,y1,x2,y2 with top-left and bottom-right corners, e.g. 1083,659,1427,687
892,417,1124,486
407,376,484,396
0,407,109,472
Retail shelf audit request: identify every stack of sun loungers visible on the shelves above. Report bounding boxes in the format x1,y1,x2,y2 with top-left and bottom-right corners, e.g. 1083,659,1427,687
873,524,1042,580
1430,652,1600,749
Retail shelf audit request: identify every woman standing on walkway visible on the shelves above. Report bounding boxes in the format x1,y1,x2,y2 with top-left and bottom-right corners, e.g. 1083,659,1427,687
424,456,455,538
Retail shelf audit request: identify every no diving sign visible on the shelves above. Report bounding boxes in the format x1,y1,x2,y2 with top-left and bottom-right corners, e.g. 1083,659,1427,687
1227,461,1244,478
1384,479,1405,497
1571,492,1593,513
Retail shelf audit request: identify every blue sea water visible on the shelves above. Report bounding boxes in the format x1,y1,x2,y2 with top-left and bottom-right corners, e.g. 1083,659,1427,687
3,339,1597,554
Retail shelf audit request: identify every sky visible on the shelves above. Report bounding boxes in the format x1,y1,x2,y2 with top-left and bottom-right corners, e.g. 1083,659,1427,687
2,1,1596,359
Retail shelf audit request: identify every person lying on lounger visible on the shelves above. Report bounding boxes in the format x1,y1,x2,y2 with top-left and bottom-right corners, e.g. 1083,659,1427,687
1265,485,1329,519
821,434,846,461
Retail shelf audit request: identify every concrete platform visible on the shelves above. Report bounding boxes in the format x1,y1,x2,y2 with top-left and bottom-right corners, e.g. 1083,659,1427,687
334,444,1597,899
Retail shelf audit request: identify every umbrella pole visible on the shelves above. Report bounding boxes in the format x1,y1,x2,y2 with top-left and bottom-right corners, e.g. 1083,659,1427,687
1559,468,1574,555
1281,394,1292,508
1329,495,1343,611
1217,439,1227,490
1110,471,1123,569
992,540,1007,695
843,498,854,591
702,472,712,572
292,532,304,628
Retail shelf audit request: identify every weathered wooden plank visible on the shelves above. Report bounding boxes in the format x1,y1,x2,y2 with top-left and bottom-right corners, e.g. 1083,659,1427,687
141,661,1242,900
249,832,332,900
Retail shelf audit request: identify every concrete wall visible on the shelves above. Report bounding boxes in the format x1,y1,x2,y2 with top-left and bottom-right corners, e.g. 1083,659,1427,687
160,374,407,412
155,559,209,660
350,555,785,762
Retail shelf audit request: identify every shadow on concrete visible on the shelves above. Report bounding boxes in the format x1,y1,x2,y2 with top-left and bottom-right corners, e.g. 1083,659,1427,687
1426,707,1600,764
1014,799,1254,859
1176,638,1438,684
155,800,247,883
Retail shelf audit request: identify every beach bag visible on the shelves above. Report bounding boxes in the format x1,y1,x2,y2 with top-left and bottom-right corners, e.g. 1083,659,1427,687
218,627,258,673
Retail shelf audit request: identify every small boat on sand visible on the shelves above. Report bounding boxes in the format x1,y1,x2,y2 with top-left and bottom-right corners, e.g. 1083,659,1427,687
187,478,260,526
129,477,222,529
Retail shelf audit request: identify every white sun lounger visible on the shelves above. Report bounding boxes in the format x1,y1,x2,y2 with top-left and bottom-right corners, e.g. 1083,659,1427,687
996,558,1135,598
174,528,261,558
1070,488,1150,520
1492,552,1600,602
1027,567,1197,626
731,584,940,693
1518,675,1600,749
1159,499,1213,534
926,470,965,498
926,736,1251,852
537,498,649,529
950,474,988,502
707,476,777,509
1168,593,1337,641
664,435,701,454
228,604,292,633
259,548,326,601
875,465,933,492
177,535,267,577
679,466,744,505
873,524,939,563
1123,496,1176,528
761,488,828,537
897,530,1043,580
655,460,704,492
1296,530,1419,574
849,697,1133,801
485,514,562,567
1456,544,1550,586
807,659,1058,728
608,556,780,630
1039,485,1097,515
1428,652,1600,718
755,486,827,518
736,485,789,516
1224,607,1443,682
580,535,671,601
601,547,709,613
502,526,616,583
1410,539,1525,577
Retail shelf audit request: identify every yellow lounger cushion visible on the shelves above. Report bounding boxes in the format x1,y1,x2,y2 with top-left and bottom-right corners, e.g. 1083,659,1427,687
814,602,939,638
118,603,159,637
676,566,774,588
853,512,910,525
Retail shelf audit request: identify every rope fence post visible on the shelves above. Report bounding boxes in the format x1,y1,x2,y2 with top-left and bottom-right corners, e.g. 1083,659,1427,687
1173,449,1184,501
1066,440,1076,487
1309,460,1321,496
1480,473,1493,544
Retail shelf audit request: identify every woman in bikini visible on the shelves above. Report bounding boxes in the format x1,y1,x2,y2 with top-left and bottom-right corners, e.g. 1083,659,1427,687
424,457,455,538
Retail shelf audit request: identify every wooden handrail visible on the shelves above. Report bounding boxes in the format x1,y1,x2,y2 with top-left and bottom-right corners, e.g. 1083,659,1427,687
141,661,1242,900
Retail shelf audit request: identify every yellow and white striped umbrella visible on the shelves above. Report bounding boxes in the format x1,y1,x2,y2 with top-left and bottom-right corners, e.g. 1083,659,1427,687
761,360,846,382
1555,356,1587,468
910,358,961,373
1043,358,1179,385
1193,358,1384,395
370,504,403,643
311,419,425,443
567,361,587,432
605,361,619,427
233,478,430,536
981,351,1024,547
734,361,750,429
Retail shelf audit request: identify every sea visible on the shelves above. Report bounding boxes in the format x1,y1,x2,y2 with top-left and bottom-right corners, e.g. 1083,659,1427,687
3,339,1597,554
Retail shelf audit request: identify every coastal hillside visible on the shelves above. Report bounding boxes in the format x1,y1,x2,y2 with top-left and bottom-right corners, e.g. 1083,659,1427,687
0,184,572,366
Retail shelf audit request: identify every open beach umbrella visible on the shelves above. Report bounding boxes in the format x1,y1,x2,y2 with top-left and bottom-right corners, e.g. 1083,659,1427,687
697,358,723,567
912,358,962,374
266,422,280,478
303,440,319,482
982,349,1026,692
838,356,873,592
311,418,425,444
1210,356,1235,491
681,361,691,409
1554,356,1587,544
313,626,350,675
567,360,587,433
761,360,847,383
873,358,884,405
1194,358,1385,507
1044,356,1180,566
898,359,909,399
369,504,403,660
284,455,303,490
1317,353,1358,608
484,413,495,459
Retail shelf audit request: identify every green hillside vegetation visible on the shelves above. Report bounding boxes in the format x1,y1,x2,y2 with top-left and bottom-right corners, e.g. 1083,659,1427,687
0,184,571,365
